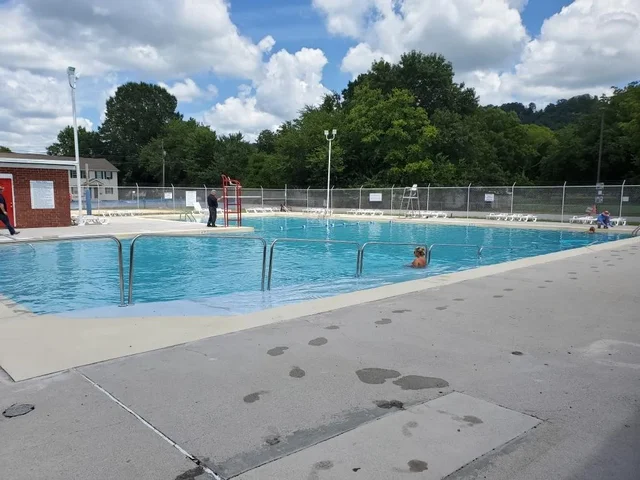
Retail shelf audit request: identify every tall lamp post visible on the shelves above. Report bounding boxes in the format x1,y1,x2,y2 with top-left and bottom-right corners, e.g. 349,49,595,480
324,129,336,216
67,66,83,218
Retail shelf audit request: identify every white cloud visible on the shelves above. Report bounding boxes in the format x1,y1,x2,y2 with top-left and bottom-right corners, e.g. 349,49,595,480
464,0,640,106
314,0,529,78
0,68,92,151
204,48,330,139
158,78,217,103
0,0,272,79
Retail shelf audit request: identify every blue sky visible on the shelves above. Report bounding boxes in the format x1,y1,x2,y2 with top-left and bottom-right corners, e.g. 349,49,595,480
2,0,638,151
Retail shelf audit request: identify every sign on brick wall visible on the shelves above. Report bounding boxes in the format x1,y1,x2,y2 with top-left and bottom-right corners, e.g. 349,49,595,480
30,180,55,209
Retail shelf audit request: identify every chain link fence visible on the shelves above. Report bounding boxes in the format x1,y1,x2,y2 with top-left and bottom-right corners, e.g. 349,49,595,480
70,183,640,223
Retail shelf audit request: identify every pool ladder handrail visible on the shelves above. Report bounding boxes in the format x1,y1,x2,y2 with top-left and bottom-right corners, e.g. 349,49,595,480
633,225,640,237
359,241,428,275
0,234,125,307
267,238,362,290
127,233,268,305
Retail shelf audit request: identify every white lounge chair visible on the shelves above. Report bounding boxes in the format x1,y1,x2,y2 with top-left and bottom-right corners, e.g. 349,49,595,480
610,217,627,226
192,202,206,215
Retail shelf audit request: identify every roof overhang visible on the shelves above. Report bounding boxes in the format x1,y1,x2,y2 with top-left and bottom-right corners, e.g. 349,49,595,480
0,157,77,169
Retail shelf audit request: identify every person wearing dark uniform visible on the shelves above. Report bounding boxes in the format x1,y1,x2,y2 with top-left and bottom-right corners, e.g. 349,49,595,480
207,190,218,227
0,185,18,235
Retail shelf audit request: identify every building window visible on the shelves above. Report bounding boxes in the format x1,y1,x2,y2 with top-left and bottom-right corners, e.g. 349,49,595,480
70,170,77,178
105,187,114,195
95,171,105,179
70,187,78,194
80,170,86,179
105,171,113,180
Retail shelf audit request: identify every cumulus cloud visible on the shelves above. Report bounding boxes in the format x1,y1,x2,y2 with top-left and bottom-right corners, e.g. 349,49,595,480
204,48,330,139
158,78,218,103
314,0,529,78
465,0,640,106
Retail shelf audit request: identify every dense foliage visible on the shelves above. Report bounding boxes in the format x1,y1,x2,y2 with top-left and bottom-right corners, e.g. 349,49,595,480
47,52,640,186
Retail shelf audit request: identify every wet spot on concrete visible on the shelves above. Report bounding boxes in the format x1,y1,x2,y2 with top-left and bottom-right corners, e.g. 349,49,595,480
493,295,503,298
356,368,401,385
375,318,392,325
453,298,465,301
308,337,328,346
393,375,449,390
436,306,448,310
392,309,411,313
463,415,483,425
352,467,361,472
408,460,428,472
568,272,577,275
545,280,553,283
538,286,546,289
607,264,615,267
570,277,578,280
591,266,598,269
402,421,419,437
265,435,280,446
314,461,333,470
174,466,205,480
503,288,514,292
325,325,340,330
512,351,523,356
243,391,268,403
3,404,34,418
374,400,404,410
289,367,306,378
267,347,288,356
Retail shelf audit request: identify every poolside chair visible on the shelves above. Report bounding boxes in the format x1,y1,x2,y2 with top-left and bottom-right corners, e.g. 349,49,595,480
192,202,205,215
610,217,627,226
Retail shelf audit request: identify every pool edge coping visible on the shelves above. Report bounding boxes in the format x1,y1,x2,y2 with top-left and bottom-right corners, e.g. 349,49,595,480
1,235,639,382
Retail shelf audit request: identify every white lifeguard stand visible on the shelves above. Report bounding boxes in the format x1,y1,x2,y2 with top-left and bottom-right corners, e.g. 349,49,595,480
400,184,420,215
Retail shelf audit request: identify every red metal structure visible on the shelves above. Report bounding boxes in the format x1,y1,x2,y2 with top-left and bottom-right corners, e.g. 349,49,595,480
221,174,242,227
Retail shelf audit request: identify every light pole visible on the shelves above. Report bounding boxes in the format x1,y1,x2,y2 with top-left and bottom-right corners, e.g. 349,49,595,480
324,129,336,216
67,66,83,218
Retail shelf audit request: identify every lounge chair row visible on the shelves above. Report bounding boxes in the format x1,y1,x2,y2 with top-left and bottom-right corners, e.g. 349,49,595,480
102,210,139,216
569,215,626,226
486,213,538,222
404,210,449,219
346,209,384,216
302,208,333,215
72,215,110,226
246,207,276,213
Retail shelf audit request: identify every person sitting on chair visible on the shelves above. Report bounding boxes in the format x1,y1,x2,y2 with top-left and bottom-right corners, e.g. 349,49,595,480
597,211,611,229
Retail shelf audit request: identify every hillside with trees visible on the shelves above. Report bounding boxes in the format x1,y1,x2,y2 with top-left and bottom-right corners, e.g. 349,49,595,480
47,52,640,186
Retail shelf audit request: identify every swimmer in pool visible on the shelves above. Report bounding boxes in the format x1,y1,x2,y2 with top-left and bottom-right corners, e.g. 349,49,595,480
411,247,427,268
587,226,596,234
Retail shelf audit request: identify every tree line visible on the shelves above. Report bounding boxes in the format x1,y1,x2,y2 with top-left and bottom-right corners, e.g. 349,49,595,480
43,51,640,187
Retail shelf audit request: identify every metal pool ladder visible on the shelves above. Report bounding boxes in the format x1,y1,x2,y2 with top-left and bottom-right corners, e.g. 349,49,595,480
127,233,267,305
633,225,640,237
359,241,428,275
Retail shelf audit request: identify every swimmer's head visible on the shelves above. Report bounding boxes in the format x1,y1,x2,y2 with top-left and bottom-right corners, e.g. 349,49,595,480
414,246,426,257
589,226,596,233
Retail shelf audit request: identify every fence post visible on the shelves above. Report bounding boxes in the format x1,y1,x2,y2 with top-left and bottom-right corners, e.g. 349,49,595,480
136,183,140,211
561,181,566,223
510,182,516,214
203,184,207,197
285,184,287,207
390,185,395,214
466,183,472,220
171,184,175,210
306,186,310,209
331,186,334,214
619,180,626,218
426,183,430,212
359,185,363,210
261,186,264,207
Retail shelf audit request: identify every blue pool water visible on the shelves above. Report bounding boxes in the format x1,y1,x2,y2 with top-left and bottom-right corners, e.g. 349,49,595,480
0,218,627,315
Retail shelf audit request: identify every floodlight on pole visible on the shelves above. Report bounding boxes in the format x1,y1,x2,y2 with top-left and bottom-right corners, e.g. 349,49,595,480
324,129,336,218
67,66,83,218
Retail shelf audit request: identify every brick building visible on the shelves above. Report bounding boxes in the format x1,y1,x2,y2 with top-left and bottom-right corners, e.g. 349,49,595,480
0,153,76,228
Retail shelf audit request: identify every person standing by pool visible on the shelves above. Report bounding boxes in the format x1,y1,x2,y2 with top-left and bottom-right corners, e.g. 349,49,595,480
207,190,218,227
0,185,18,235
411,247,426,268
597,210,611,229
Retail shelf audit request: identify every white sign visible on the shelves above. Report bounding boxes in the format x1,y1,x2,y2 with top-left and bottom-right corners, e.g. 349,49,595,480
484,193,495,202
185,190,197,207
622,196,630,202
30,180,55,209
369,193,382,202
164,192,173,199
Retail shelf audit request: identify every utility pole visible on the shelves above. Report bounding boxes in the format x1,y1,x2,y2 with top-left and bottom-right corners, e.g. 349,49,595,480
596,109,604,184
161,139,166,192
67,66,82,218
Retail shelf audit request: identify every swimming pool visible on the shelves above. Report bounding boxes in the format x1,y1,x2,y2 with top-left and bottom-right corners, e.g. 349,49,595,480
0,217,628,316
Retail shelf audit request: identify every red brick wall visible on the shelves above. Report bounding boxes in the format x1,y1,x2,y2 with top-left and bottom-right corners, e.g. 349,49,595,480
0,167,71,228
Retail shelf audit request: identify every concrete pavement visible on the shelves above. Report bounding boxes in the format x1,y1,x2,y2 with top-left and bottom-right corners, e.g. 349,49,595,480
1,239,639,479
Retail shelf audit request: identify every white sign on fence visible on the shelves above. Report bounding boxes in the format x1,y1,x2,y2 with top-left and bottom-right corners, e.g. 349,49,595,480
30,180,55,209
185,191,197,207
369,193,382,202
484,193,495,202
623,196,629,202
164,192,173,199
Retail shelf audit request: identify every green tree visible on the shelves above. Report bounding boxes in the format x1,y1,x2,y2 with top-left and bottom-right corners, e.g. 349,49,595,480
47,126,104,157
99,82,181,184
0,146,11,153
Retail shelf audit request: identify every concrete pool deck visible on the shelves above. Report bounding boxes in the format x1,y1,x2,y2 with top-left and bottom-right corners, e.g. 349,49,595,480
1,233,639,479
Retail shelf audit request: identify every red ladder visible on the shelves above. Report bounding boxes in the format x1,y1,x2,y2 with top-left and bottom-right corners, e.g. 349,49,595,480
222,174,242,227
